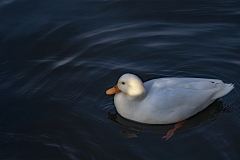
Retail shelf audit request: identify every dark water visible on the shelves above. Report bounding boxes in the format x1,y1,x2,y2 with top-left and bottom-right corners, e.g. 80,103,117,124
0,0,240,159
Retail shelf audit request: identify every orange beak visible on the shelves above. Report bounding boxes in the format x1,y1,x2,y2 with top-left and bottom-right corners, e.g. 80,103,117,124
106,85,121,95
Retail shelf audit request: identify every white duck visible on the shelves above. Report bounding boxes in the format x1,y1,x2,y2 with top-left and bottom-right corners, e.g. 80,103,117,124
106,73,234,139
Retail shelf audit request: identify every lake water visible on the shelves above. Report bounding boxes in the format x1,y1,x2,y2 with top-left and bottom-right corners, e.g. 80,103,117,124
0,0,240,159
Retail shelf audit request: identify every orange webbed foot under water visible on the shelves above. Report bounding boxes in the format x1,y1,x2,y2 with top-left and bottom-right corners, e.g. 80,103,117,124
162,120,186,140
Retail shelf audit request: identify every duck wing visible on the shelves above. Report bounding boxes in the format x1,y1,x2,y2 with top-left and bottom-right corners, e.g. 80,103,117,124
141,78,233,123
144,77,234,100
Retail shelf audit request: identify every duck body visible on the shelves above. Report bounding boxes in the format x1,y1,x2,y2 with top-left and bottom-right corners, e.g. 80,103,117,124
106,74,234,124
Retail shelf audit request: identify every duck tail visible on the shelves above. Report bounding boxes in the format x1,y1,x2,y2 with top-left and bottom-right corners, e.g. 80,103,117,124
211,83,234,100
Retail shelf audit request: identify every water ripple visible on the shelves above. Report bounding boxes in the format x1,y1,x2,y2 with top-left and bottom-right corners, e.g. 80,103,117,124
1,1,240,159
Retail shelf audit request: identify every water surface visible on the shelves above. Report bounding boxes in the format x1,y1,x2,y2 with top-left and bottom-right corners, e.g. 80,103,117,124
0,0,240,159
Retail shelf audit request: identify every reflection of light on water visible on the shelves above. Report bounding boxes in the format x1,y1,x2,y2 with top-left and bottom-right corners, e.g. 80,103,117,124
52,56,76,69
0,0,14,6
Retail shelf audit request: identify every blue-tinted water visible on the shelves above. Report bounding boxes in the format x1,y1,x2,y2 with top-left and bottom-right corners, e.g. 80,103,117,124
0,0,240,159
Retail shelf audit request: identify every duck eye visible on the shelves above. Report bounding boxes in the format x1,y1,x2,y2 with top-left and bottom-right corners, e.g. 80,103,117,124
121,82,125,85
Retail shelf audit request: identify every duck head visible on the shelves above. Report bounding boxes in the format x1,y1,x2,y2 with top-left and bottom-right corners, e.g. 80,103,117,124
106,73,146,100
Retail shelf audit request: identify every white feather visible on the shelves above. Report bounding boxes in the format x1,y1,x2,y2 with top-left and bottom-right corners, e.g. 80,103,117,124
113,74,234,124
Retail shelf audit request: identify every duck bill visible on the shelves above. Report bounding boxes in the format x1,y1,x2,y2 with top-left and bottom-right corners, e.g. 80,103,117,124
106,85,121,95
